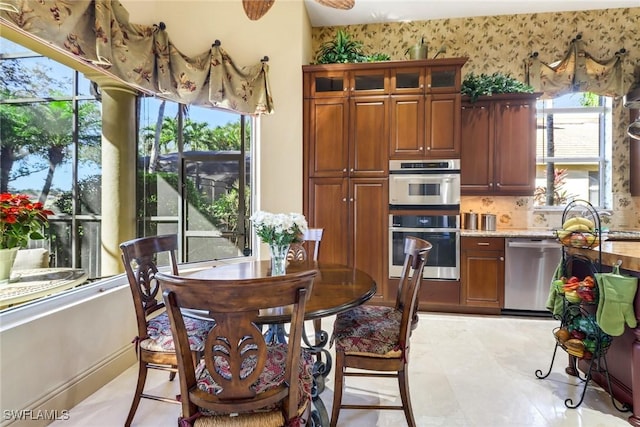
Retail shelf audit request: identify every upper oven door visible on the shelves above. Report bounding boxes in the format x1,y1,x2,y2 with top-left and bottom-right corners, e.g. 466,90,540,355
389,173,460,208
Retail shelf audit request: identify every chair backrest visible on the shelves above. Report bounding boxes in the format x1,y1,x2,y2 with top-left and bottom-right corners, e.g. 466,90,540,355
288,228,324,262
395,237,431,352
157,269,317,421
119,234,179,338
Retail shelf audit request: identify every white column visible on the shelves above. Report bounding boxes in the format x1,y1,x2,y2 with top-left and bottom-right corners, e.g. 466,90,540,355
89,75,137,276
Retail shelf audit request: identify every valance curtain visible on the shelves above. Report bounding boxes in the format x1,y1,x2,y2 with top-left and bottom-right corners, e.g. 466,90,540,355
0,0,274,115
525,37,626,99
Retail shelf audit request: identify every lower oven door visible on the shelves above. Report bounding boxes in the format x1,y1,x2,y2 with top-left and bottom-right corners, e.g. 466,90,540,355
389,227,460,280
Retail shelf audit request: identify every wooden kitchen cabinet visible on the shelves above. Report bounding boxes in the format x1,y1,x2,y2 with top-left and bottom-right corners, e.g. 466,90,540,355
460,93,539,195
303,59,466,304
389,61,465,159
305,68,389,98
308,177,387,300
307,97,349,177
461,237,505,310
389,92,460,159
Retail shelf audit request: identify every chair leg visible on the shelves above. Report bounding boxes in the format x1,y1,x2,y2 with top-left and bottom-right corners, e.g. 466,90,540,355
398,369,416,427
125,361,148,427
313,318,322,346
330,352,345,427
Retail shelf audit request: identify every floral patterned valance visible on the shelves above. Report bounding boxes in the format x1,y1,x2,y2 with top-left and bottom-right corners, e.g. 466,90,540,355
0,0,274,115
525,36,626,99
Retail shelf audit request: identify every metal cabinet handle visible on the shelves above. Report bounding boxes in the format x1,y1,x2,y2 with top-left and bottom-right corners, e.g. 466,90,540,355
499,256,505,261
343,168,347,172
477,242,490,246
419,147,423,151
342,198,347,202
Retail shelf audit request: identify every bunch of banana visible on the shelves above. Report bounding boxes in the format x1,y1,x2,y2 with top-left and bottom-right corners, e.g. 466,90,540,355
557,216,598,247
561,216,595,232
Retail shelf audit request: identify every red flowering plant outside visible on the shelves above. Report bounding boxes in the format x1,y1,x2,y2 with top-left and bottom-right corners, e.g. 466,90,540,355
0,193,54,250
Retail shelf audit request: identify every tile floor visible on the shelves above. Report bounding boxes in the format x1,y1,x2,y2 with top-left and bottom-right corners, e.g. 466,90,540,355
51,312,633,427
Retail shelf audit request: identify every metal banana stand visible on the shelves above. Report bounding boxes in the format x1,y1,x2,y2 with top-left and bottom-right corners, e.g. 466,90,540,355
535,200,630,412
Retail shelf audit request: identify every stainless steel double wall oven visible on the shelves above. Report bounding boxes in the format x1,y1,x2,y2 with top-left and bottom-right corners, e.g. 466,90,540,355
388,159,461,280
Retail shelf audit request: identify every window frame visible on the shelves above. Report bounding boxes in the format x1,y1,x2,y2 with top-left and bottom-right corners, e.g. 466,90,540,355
534,95,612,209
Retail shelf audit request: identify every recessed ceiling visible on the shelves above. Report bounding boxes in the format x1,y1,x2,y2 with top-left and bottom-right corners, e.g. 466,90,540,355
304,0,639,27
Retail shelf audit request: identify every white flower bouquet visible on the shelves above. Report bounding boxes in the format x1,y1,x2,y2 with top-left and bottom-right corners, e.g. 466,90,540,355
250,211,308,246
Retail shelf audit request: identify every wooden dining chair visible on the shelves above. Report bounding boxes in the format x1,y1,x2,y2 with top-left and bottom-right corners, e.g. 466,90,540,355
119,234,215,427
157,269,318,427
288,228,325,343
329,236,432,427
288,228,324,262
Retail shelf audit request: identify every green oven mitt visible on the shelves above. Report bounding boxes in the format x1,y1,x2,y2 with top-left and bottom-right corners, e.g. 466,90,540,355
595,266,638,337
546,261,564,317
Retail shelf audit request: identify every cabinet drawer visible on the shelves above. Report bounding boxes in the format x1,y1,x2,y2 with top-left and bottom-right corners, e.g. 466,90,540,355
461,237,504,251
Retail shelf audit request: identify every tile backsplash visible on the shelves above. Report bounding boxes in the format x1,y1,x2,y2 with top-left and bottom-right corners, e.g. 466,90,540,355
461,196,640,231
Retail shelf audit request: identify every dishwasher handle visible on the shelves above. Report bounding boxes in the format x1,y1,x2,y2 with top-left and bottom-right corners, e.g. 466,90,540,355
507,240,561,249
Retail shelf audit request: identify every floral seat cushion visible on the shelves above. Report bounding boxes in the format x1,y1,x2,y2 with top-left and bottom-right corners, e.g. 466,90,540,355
139,312,214,353
332,305,404,358
189,344,313,419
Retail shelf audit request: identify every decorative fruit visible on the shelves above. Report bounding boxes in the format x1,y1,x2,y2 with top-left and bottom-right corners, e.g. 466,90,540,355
564,338,585,358
562,217,595,231
576,287,595,302
555,328,570,342
565,290,581,303
582,339,597,353
570,233,588,248
570,329,586,340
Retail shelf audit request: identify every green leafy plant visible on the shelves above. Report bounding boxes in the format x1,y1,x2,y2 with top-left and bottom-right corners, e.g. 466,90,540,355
534,168,576,206
314,30,389,64
461,72,534,102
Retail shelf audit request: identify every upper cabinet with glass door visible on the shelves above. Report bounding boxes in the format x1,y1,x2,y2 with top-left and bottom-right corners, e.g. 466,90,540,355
389,58,467,159
305,67,389,98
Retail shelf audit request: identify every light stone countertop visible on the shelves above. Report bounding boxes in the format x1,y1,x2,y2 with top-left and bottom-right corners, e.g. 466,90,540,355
461,228,640,241
460,228,556,239
567,242,640,273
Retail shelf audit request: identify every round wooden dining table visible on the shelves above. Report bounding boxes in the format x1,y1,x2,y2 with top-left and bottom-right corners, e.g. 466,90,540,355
180,258,377,427
181,258,378,324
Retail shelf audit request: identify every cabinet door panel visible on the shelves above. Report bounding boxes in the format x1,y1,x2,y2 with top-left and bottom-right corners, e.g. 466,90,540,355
349,97,389,176
309,98,349,177
390,95,425,158
494,101,536,194
308,178,349,265
426,94,460,158
307,70,348,98
351,179,388,300
462,249,504,308
460,102,493,192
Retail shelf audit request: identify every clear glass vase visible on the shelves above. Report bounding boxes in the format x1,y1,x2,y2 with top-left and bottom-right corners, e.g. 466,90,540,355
0,247,19,284
268,242,290,276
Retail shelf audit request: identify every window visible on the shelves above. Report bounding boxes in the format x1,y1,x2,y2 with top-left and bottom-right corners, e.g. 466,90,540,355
1,37,102,277
534,92,612,209
1,36,255,310
137,97,253,263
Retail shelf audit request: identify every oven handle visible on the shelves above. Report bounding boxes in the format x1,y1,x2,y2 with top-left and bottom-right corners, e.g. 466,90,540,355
389,174,460,182
389,227,460,233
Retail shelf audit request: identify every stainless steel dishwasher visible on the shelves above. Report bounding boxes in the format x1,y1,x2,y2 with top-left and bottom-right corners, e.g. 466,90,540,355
504,238,563,312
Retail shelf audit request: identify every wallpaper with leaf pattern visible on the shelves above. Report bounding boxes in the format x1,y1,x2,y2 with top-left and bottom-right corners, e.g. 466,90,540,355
312,8,640,229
